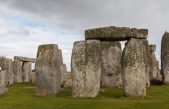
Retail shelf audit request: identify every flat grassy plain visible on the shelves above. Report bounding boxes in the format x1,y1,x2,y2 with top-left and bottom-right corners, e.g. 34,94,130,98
0,83,168,109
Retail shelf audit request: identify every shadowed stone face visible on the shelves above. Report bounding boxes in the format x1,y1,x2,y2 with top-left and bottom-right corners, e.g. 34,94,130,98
161,32,169,84
121,38,146,97
85,26,148,41
101,41,122,88
35,44,61,96
142,40,150,87
13,60,22,83
6,59,14,85
71,40,101,98
0,70,8,96
22,62,32,82
149,45,160,81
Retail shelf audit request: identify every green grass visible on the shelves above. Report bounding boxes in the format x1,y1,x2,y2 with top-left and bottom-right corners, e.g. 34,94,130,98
0,83,168,109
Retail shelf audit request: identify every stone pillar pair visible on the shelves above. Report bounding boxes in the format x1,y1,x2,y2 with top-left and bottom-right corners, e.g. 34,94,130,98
72,26,149,98
14,56,35,83
0,57,14,85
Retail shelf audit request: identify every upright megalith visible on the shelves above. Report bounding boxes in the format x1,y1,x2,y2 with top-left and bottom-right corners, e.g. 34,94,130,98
0,70,8,95
122,38,146,97
101,41,122,88
22,62,32,82
0,57,14,85
161,32,169,84
35,44,61,96
6,59,14,85
85,26,148,41
142,40,151,87
57,49,67,86
71,40,101,98
149,45,160,81
61,64,67,86
13,60,22,83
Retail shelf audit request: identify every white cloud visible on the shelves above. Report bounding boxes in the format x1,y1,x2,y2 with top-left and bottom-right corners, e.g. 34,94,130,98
0,0,169,70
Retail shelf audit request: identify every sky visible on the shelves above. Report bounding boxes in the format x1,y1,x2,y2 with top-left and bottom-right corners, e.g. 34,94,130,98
0,0,168,71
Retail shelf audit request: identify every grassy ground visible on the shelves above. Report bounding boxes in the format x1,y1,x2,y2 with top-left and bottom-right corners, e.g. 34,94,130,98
0,83,168,109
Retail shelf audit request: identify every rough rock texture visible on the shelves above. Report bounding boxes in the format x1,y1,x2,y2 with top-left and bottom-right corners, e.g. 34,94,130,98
0,57,7,70
14,56,36,63
149,45,160,81
22,62,32,82
30,70,36,83
61,64,67,86
0,70,8,95
13,60,22,83
35,44,61,96
142,40,151,87
71,40,101,98
64,72,72,87
161,32,169,84
101,41,122,88
6,59,14,85
122,38,146,97
0,57,8,85
85,26,148,41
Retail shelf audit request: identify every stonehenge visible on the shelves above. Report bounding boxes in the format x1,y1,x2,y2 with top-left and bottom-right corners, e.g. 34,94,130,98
71,40,101,98
0,25,167,99
14,56,35,83
101,41,122,88
161,32,169,84
0,70,8,95
121,38,146,97
35,44,62,96
85,26,148,41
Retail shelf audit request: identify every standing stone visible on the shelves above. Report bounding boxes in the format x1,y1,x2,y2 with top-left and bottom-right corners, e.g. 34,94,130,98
0,70,8,95
30,70,36,83
35,44,61,96
122,38,146,97
13,60,22,83
101,41,122,88
161,32,169,84
142,40,150,87
64,72,72,87
71,40,101,98
6,59,14,85
61,64,67,86
149,45,160,80
22,62,32,82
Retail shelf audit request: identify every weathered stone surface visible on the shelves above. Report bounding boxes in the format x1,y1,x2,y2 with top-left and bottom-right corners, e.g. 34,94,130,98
0,57,7,70
14,56,36,63
0,70,8,95
35,44,61,96
101,41,122,88
22,62,32,82
149,45,160,81
30,70,36,83
13,60,22,83
71,40,101,98
6,59,14,85
142,40,150,87
122,38,146,97
161,32,169,84
61,64,67,86
0,57,14,85
0,57,8,85
64,72,72,87
85,26,148,41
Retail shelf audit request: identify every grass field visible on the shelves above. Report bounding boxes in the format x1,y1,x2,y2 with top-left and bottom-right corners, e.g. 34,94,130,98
0,83,168,109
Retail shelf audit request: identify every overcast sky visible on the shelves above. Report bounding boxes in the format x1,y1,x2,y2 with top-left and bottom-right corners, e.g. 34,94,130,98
0,0,168,70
